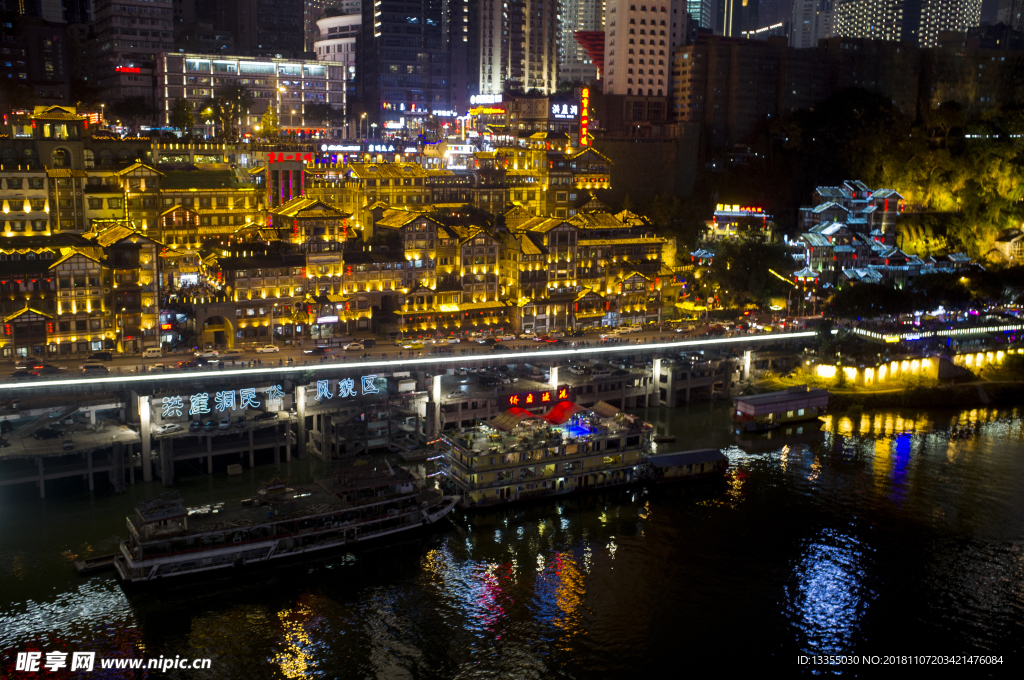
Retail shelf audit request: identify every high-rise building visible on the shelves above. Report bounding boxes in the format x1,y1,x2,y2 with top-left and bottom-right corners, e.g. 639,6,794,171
476,0,561,96
93,0,174,102
304,0,360,53
790,0,833,47
686,0,714,28
313,12,360,118
562,0,606,63
604,0,688,96
832,0,982,47
360,0,459,128
719,0,762,37
997,0,1024,30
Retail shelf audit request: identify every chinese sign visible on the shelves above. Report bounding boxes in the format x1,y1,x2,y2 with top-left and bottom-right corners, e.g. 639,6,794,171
313,375,382,402
579,87,590,147
366,144,395,153
267,152,313,163
715,204,764,214
551,103,579,119
160,386,283,418
505,388,571,409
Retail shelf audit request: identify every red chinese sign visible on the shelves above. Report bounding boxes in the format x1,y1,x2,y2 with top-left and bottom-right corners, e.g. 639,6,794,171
505,387,571,409
268,152,313,163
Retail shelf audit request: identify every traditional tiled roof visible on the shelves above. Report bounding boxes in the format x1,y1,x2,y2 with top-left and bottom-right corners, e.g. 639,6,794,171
801,233,832,247
375,208,424,228
272,196,349,218
115,162,164,177
4,306,53,321
812,201,849,214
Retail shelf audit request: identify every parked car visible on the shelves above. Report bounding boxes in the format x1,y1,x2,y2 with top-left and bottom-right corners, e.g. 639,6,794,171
80,363,110,374
477,375,500,387
142,348,164,359
343,342,365,351
189,421,202,432
567,364,589,375
519,332,536,339
203,419,216,431
87,352,113,362
235,416,246,429
220,348,245,357
218,417,231,430
62,438,75,451
154,424,180,435
445,390,465,400
194,349,219,358
456,367,468,376
34,427,63,440
254,411,279,422
254,345,280,353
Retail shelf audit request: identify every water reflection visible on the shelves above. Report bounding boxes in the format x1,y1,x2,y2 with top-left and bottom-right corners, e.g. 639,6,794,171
787,529,872,655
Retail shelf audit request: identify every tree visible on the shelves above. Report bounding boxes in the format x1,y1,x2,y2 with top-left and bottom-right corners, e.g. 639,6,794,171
0,80,36,115
304,103,333,126
108,97,157,131
260,107,280,141
196,85,255,140
705,237,793,309
168,98,194,136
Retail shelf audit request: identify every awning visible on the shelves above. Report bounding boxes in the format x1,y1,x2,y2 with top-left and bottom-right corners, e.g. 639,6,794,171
590,401,621,418
489,407,544,432
543,400,588,425
575,311,606,319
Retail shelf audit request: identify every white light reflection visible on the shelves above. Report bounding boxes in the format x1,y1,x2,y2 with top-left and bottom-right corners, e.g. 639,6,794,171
786,529,873,655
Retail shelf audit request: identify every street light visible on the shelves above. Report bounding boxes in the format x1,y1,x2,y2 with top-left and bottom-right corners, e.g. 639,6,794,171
370,123,377,139
361,112,366,139
119,306,126,355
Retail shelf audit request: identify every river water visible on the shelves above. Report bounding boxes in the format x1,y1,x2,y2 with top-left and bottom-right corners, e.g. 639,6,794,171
2,404,1022,677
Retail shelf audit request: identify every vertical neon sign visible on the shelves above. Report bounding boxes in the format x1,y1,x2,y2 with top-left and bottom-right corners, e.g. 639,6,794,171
579,87,590,147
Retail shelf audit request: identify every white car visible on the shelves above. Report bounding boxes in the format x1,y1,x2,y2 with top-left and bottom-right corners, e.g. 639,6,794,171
155,423,180,435
550,331,565,338
445,390,465,399
218,417,231,430
254,345,280,353
344,342,365,351
221,348,245,357
446,337,461,344
627,325,643,333
468,331,484,339
675,325,696,333
194,349,219,358
519,332,536,339
498,334,516,341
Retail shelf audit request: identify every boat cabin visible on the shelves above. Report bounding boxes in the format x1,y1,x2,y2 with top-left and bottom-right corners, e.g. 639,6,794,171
733,386,829,432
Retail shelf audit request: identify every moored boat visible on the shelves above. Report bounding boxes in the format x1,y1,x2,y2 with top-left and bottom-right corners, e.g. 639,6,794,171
114,461,456,583
645,449,729,482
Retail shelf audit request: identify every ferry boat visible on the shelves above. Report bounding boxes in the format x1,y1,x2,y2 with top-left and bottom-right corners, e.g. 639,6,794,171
432,400,652,508
114,462,456,583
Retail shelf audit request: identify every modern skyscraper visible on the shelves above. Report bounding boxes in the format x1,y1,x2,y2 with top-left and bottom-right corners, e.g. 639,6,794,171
603,0,688,96
562,0,606,63
476,0,560,96
93,0,174,102
997,0,1024,30
832,0,982,47
360,0,458,128
719,0,761,37
790,0,833,47
687,0,714,28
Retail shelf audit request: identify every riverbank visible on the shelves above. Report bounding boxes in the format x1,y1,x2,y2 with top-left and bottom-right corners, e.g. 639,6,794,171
750,372,1024,412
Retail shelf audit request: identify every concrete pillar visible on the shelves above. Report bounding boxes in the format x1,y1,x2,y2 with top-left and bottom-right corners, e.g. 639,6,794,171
88,410,97,426
274,443,281,470
86,450,94,491
36,457,45,499
549,366,559,391
139,395,153,482
429,375,442,436
207,436,213,474
296,384,307,458
160,437,174,486
248,429,255,467
112,444,126,493
651,359,662,407
743,350,752,381
286,426,292,462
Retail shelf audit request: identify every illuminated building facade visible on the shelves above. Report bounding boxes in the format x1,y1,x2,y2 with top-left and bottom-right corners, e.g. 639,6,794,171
832,0,982,47
603,0,688,96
